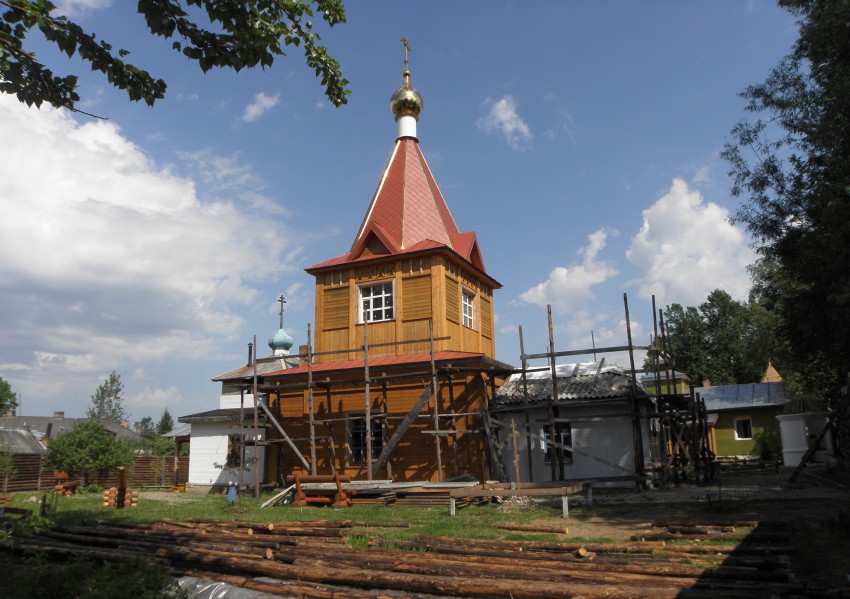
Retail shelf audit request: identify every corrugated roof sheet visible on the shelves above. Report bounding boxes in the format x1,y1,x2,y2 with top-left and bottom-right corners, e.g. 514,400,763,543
0,428,45,454
212,355,300,381
695,382,789,412
0,415,142,442
494,361,648,406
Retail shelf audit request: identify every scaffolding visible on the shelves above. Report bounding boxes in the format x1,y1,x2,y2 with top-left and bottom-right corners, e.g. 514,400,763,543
227,318,511,488
225,294,715,493
484,293,716,491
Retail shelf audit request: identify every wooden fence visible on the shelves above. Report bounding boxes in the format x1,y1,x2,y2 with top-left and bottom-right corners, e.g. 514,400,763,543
2,455,189,493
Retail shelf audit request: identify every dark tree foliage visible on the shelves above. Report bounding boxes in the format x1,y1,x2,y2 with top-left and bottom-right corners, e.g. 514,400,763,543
0,0,349,114
658,289,780,387
156,407,175,436
722,0,850,397
0,376,18,415
135,416,157,439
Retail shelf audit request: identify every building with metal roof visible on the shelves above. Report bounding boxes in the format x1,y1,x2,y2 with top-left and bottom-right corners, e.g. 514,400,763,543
695,381,789,459
491,361,655,487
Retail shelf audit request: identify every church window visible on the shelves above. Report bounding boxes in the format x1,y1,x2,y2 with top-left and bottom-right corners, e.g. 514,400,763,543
359,281,394,323
462,288,476,329
348,413,383,465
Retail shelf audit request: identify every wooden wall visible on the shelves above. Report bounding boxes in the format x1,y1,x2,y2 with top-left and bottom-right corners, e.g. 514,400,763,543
313,254,496,362
267,371,491,483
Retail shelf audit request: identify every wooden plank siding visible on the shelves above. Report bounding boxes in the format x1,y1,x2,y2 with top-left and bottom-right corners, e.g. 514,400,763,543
1,455,189,493
313,253,497,362
267,372,491,483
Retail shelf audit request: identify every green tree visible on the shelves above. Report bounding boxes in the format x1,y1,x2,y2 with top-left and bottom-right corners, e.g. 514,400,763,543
659,289,781,387
86,370,128,424
0,0,349,113
0,377,18,415
722,0,850,398
45,420,133,485
156,408,175,436
135,416,157,440
661,303,709,385
0,439,16,486
700,289,763,385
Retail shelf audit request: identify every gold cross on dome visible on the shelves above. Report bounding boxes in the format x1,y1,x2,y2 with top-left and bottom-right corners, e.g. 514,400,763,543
401,36,410,70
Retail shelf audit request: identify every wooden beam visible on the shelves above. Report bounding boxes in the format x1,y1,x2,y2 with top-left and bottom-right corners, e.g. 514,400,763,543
370,383,438,478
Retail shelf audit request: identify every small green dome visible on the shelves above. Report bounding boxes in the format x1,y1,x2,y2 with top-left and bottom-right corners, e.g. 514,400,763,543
268,328,294,351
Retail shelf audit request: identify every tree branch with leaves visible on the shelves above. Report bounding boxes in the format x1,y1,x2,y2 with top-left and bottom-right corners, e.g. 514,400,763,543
0,0,349,115
721,0,850,397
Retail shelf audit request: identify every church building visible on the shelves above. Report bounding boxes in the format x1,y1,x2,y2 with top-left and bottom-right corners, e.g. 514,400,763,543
259,51,513,484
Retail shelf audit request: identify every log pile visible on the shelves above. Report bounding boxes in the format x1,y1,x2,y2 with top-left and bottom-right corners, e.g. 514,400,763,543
103,466,138,509
2,517,839,597
102,487,139,508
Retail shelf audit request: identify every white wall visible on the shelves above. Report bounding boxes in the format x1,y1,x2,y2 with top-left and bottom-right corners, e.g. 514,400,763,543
219,392,257,410
500,401,653,487
187,422,266,487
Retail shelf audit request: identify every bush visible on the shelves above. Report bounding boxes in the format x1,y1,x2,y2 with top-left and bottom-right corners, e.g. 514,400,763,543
45,421,133,486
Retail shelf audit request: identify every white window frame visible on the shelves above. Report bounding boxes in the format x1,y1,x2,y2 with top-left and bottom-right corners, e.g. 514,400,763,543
357,280,395,323
462,287,476,329
541,423,573,465
733,417,753,440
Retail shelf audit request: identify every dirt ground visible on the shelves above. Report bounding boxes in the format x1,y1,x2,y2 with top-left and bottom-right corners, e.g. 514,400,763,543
526,468,850,592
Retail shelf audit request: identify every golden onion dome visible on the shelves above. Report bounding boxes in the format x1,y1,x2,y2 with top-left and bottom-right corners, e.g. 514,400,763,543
391,66,422,120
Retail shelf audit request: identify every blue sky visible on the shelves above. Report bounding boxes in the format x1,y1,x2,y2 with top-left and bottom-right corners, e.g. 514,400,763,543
0,1,798,424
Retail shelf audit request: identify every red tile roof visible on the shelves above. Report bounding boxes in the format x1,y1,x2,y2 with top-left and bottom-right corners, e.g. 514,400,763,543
305,138,489,274
263,351,500,378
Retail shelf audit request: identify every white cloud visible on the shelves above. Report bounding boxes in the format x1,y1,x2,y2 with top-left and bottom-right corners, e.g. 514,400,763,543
626,178,755,306
692,164,712,184
53,0,111,17
519,229,619,315
176,148,288,216
242,92,281,122
477,95,532,150
0,95,300,395
127,386,183,410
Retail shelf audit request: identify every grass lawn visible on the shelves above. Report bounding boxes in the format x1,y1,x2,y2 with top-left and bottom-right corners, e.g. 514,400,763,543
9,488,586,544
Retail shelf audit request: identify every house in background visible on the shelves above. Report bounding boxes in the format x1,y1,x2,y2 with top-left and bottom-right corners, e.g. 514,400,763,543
695,380,789,460
491,362,655,488
0,411,143,445
640,371,690,396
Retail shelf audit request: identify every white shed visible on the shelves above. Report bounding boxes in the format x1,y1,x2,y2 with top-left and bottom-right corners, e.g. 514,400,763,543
491,361,656,488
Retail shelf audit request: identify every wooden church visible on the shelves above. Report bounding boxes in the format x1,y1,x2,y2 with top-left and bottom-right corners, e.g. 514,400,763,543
260,50,513,484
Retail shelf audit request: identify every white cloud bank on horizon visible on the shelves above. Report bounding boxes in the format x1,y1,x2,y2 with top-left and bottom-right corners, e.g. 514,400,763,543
519,229,619,315
626,178,755,306
477,95,533,150
0,95,297,403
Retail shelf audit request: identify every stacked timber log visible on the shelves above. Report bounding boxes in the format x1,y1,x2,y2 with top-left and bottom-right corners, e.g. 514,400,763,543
103,466,138,509
2,517,840,597
103,487,139,508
